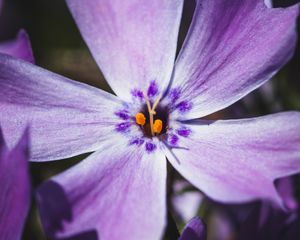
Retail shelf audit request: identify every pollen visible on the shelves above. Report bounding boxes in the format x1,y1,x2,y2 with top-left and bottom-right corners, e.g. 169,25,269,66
153,119,163,134
135,112,146,126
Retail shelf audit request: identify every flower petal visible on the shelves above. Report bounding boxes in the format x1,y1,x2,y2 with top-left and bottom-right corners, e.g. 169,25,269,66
238,202,292,240
179,217,206,240
172,181,203,223
0,30,34,63
66,0,183,101
37,138,167,240
276,177,298,211
0,127,30,239
164,112,300,204
265,0,300,8
0,54,124,161
170,0,299,119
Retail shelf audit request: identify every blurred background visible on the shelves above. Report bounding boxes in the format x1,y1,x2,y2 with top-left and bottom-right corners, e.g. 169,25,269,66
0,0,299,239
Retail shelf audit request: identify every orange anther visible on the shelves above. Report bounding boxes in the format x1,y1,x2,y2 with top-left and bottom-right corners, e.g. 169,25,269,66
153,119,163,134
135,112,146,126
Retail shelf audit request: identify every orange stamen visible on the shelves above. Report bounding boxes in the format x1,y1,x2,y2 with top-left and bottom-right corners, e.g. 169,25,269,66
135,112,146,126
153,119,163,134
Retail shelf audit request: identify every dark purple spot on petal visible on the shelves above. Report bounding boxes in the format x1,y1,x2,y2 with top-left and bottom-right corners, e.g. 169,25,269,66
177,127,192,137
147,81,158,98
115,110,130,120
129,138,145,146
168,134,179,146
115,122,131,133
176,101,192,113
169,88,181,103
131,89,144,100
145,142,157,152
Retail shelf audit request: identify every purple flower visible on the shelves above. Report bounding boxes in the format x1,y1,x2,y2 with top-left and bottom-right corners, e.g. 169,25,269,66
0,0,299,239
0,30,34,63
179,217,206,240
0,1,34,63
238,202,300,240
0,127,30,239
276,177,299,211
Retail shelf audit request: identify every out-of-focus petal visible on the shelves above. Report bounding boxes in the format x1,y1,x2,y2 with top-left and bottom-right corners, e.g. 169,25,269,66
264,0,273,7
0,30,34,63
66,0,183,102
172,181,203,223
208,208,236,240
179,217,206,240
276,177,298,211
0,127,30,239
37,138,167,240
170,0,299,120
238,202,295,240
164,112,300,204
0,54,125,162
265,0,300,8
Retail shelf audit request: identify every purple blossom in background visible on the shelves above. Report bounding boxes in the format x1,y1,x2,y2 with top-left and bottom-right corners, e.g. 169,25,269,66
172,180,203,223
179,217,206,240
201,176,299,240
0,30,34,63
265,0,300,8
0,0,34,62
276,177,299,211
0,0,300,239
0,127,30,240
238,202,300,240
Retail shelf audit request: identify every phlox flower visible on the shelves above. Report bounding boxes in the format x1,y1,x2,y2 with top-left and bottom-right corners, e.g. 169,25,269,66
0,0,299,239
238,201,300,240
179,217,206,240
0,127,30,240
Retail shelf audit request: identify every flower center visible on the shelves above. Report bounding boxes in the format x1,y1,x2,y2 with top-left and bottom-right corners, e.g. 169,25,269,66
114,81,194,153
135,92,168,137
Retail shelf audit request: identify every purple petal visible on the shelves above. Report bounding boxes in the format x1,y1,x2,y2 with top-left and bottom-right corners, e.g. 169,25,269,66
179,217,206,240
237,202,293,240
164,112,300,204
0,127,30,239
0,30,34,63
265,0,300,8
66,0,183,101
37,138,167,239
264,0,274,7
171,0,299,119
172,181,203,222
0,54,125,162
276,177,298,211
